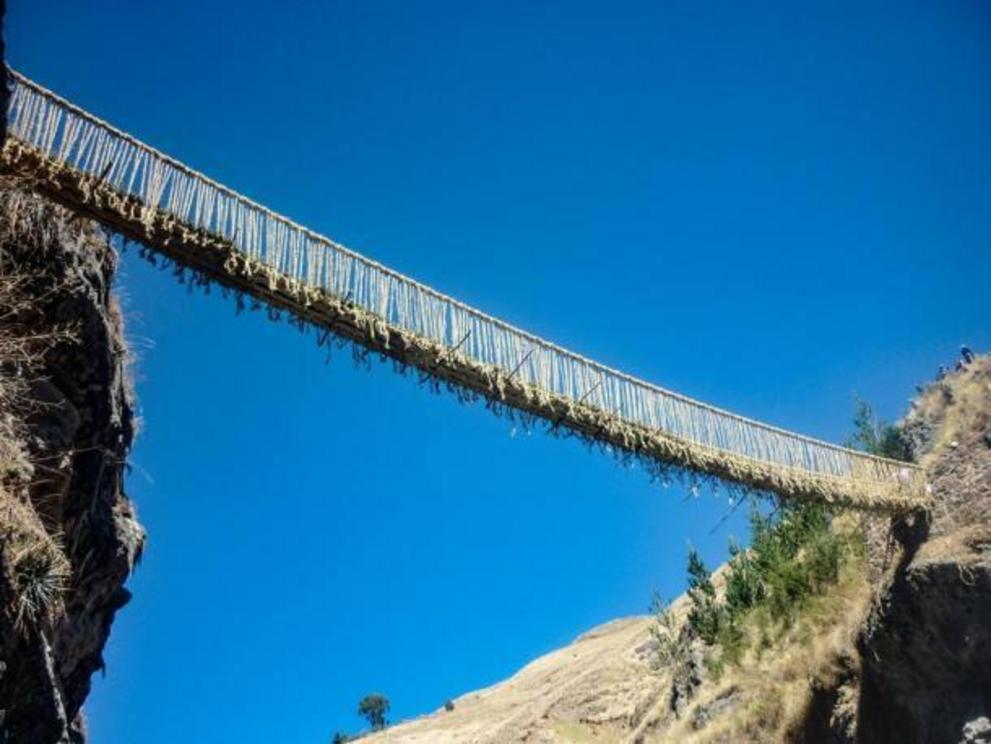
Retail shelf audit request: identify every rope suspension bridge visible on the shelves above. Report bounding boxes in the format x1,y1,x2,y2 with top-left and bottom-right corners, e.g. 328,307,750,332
1,71,927,511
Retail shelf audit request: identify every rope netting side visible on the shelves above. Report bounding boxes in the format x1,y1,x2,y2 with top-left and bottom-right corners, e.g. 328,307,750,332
4,71,924,499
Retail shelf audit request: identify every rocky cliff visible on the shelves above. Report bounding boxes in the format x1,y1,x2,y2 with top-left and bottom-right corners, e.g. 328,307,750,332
855,357,991,743
0,182,144,742
363,355,990,743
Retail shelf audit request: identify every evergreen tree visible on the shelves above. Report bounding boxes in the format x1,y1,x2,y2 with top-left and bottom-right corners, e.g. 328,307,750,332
686,548,722,644
846,398,912,461
724,538,762,619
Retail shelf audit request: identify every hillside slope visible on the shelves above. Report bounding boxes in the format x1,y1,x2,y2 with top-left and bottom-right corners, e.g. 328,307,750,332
363,354,990,743
367,616,661,743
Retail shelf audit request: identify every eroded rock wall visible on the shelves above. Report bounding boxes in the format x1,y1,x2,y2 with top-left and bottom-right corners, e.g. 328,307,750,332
855,357,991,744
0,184,143,743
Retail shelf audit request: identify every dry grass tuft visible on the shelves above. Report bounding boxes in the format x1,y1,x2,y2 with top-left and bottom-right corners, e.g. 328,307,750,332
0,490,71,633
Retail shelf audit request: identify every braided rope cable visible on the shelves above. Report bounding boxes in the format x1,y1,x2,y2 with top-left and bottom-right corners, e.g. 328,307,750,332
3,69,924,494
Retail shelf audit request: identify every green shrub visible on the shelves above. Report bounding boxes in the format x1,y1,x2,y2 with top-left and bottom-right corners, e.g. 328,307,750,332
746,501,843,625
724,538,762,620
358,693,390,731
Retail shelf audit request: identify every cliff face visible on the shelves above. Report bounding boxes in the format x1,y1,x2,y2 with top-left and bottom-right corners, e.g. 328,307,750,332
0,183,144,743
362,356,991,744
856,358,991,744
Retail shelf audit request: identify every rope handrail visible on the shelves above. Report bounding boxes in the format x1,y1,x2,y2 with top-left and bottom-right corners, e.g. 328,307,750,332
2,69,924,501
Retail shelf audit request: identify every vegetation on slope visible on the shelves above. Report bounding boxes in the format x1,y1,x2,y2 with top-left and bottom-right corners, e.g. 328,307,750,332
646,397,918,741
657,499,866,678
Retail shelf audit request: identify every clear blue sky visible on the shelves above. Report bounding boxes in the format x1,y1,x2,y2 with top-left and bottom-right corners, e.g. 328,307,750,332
9,2,991,741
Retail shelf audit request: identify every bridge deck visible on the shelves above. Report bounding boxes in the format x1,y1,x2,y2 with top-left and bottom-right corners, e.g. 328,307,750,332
1,70,927,511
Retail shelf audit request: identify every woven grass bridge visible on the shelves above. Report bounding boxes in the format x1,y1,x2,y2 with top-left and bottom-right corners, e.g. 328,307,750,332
1,71,927,511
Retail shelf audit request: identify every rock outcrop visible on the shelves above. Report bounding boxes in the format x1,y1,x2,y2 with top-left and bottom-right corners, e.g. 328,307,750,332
0,184,144,743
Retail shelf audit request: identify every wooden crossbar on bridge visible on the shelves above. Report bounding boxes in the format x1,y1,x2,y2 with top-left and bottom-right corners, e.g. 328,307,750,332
0,70,928,511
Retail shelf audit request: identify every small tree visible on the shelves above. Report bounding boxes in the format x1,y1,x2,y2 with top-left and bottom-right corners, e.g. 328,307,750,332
686,548,722,644
846,398,912,461
724,538,762,620
358,693,390,731
649,590,679,666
